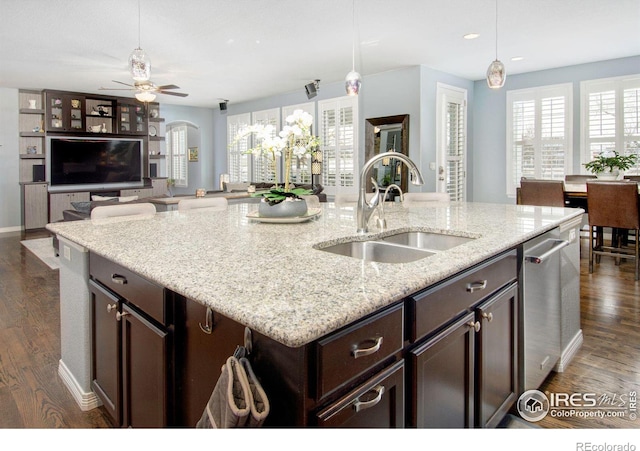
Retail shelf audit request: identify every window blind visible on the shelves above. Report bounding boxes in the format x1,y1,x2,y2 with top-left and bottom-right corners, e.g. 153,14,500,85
227,113,250,182
446,100,466,201
581,75,640,175
506,83,572,197
318,96,358,196
167,124,188,187
282,102,315,184
251,108,280,183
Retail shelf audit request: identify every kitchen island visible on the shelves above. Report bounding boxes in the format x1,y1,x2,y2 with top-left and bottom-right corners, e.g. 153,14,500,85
47,201,584,428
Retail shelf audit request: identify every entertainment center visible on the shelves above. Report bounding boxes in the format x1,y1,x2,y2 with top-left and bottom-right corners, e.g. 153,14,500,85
18,89,168,229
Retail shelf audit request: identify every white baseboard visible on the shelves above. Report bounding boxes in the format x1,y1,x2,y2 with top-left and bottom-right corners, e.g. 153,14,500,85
58,359,102,411
554,329,584,372
0,225,23,234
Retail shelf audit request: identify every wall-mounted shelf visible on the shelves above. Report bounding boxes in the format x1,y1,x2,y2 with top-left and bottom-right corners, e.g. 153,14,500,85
19,108,45,115
150,154,165,159
19,132,45,137
149,136,165,141
20,153,46,159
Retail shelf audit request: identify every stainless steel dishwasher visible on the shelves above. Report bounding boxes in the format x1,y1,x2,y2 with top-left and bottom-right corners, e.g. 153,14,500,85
519,227,570,391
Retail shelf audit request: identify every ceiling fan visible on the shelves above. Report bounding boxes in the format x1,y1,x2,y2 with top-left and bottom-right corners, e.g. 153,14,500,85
100,80,189,101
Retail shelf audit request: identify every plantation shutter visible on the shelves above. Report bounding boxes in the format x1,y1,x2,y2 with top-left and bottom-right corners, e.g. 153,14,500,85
582,76,640,175
318,96,358,196
227,113,250,182
167,124,188,187
250,108,280,183
282,103,315,184
445,98,466,201
506,83,572,197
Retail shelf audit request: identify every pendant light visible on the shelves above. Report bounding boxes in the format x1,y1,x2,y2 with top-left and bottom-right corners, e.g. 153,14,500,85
345,0,361,96
129,0,151,82
486,0,506,89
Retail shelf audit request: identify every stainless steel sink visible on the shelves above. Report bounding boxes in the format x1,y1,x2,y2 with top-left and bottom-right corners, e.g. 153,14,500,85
317,240,435,263
380,231,474,251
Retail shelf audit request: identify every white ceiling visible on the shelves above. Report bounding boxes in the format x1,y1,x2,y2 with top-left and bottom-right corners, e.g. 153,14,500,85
1,0,638,108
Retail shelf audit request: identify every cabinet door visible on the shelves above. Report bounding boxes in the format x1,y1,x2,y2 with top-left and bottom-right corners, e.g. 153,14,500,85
410,312,476,428
151,178,168,197
120,188,153,199
173,298,246,427
49,192,90,222
475,283,518,428
316,360,404,428
23,183,48,229
118,103,146,135
121,303,168,428
47,93,84,131
89,280,122,426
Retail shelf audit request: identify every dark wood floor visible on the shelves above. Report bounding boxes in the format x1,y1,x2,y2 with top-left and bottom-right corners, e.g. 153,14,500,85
1,229,639,429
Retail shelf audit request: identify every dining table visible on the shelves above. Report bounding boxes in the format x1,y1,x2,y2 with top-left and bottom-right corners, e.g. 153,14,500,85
563,181,640,210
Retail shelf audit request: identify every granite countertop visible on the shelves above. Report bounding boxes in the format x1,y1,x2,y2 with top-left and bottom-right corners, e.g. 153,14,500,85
46,201,583,347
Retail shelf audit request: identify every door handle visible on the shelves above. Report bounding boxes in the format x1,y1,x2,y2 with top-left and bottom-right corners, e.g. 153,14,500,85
525,239,570,264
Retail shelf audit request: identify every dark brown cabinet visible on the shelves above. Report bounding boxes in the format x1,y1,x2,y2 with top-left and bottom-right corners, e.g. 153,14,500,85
118,102,146,134
89,253,169,428
407,251,518,428
45,92,84,132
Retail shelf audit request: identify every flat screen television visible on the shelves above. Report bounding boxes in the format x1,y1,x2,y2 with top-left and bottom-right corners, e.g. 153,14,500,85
47,137,144,192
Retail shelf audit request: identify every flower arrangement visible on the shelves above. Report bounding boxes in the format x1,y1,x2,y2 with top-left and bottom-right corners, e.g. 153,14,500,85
584,150,637,174
234,109,320,205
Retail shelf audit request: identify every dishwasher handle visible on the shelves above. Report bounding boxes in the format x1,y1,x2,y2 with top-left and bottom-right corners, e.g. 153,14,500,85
525,239,570,264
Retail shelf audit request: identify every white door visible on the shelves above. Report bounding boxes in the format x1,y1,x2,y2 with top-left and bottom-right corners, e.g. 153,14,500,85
436,84,468,201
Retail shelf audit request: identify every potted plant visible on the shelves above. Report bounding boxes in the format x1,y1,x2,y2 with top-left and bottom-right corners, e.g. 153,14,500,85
584,150,637,180
233,110,320,217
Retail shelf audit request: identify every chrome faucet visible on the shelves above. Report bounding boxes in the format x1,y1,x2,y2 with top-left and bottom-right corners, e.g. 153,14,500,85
376,184,404,231
357,152,424,234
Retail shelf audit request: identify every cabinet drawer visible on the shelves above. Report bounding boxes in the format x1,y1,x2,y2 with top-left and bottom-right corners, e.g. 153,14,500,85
316,360,404,428
90,253,166,325
409,250,516,343
316,303,403,400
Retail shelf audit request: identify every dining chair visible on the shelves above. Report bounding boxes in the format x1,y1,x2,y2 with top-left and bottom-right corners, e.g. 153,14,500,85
402,192,450,204
178,197,228,211
586,181,640,280
518,179,566,207
91,203,157,219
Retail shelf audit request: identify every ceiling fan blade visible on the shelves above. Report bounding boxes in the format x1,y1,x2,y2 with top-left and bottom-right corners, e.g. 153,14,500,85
158,90,189,97
155,84,180,90
112,80,135,87
99,87,135,91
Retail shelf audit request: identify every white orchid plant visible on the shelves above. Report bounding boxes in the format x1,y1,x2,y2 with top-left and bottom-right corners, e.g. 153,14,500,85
234,109,320,204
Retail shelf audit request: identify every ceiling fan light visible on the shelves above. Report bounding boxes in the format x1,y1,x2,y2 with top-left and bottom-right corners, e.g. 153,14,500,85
486,59,506,89
345,70,361,96
129,47,151,82
135,90,156,102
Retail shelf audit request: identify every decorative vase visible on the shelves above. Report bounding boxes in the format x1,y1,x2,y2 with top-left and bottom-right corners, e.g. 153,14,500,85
596,169,620,180
258,199,307,218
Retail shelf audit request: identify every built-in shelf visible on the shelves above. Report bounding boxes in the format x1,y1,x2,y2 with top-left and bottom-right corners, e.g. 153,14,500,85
150,155,165,159
149,136,165,141
19,108,45,114
149,117,165,122
19,132,46,137
20,153,46,159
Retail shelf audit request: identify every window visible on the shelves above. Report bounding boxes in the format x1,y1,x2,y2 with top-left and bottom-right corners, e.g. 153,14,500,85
437,84,467,201
166,123,189,187
250,108,280,183
227,113,250,182
506,83,572,197
282,102,315,184
318,96,358,196
581,75,640,174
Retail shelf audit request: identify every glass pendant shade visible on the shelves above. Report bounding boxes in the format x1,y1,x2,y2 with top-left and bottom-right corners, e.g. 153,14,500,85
486,59,506,89
129,47,151,82
345,70,361,96
135,90,156,102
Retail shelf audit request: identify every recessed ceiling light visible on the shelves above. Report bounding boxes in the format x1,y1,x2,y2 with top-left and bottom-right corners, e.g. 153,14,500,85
463,33,480,40
511,56,524,61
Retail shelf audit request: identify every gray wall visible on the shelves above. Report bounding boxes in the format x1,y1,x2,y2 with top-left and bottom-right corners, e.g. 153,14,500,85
472,55,640,204
212,66,474,194
0,88,20,231
162,104,216,195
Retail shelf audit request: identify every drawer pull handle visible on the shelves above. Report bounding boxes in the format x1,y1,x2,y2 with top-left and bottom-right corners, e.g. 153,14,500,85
468,321,481,333
351,336,384,359
199,307,214,334
107,303,117,313
353,385,385,413
116,311,130,321
466,280,487,293
482,312,493,322
111,274,128,285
